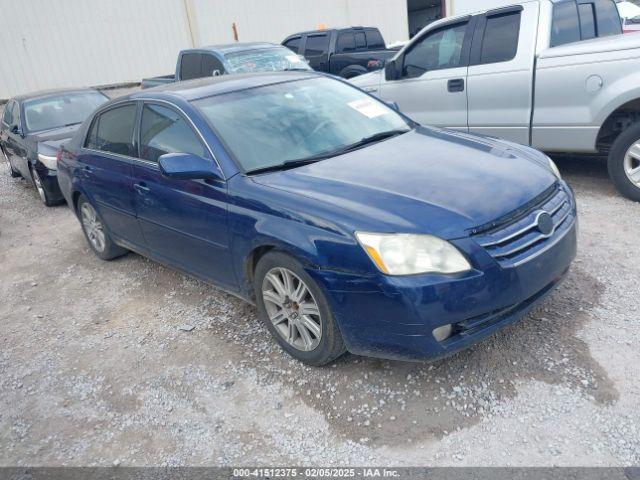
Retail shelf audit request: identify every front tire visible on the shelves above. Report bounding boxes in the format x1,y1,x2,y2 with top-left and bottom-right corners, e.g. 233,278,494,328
608,123,640,202
2,147,19,178
77,195,128,260
254,252,346,366
31,166,56,206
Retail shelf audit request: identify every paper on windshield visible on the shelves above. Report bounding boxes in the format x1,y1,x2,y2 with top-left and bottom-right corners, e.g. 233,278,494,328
347,99,389,119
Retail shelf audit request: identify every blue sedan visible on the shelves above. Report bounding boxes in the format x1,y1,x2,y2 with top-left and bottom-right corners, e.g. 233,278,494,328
57,72,577,365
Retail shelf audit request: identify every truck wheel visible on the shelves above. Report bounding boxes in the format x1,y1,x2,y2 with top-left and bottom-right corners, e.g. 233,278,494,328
608,123,640,202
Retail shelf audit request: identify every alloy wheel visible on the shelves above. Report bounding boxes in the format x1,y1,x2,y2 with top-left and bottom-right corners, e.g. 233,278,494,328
80,202,106,253
261,267,322,352
624,142,640,188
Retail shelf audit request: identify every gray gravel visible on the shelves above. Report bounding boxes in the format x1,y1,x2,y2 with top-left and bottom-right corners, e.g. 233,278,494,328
1,91,639,466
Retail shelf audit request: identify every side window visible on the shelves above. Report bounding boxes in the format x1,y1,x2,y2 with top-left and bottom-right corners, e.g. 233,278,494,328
283,37,301,53
402,22,468,79
478,11,521,64
594,0,622,37
13,103,21,128
180,53,202,80
551,1,581,47
578,3,596,40
304,34,329,57
354,31,367,49
202,54,225,77
337,32,356,53
3,101,14,126
366,30,385,49
85,104,137,157
140,104,207,163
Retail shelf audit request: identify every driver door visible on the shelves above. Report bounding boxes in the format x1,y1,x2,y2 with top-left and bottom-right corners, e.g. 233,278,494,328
2,101,29,177
378,19,474,130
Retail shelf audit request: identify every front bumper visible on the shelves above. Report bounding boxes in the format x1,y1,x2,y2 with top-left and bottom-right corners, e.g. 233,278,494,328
308,216,577,362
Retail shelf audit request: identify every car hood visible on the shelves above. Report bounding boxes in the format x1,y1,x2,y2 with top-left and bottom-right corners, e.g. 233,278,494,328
251,127,557,239
349,70,383,90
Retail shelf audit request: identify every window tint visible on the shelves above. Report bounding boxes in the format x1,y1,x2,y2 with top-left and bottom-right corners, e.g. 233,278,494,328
355,31,367,49
305,35,329,56
337,32,356,52
180,53,202,80
594,0,622,36
479,11,521,64
366,29,385,49
284,37,301,53
551,1,581,47
85,104,137,157
403,22,467,78
140,104,207,163
202,54,224,77
578,3,596,39
2,101,14,125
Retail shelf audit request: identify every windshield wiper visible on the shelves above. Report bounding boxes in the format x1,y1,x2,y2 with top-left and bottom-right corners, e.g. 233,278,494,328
246,129,410,175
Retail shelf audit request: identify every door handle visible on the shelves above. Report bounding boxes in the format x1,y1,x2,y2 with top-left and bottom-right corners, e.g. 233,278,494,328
448,78,465,93
81,165,93,178
134,182,150,195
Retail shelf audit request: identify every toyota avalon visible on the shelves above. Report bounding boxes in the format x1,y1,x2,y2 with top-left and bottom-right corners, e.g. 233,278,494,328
56,72,577,365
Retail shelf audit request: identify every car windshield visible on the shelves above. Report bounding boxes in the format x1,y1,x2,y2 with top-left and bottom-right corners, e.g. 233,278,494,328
23,91,108,132
224,47,312,74
193,77,411,172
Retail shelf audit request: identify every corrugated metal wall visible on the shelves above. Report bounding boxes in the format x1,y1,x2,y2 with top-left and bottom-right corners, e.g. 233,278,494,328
0,0,409,99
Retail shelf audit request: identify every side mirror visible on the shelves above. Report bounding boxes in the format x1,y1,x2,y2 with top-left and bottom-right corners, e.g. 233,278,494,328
158,153,223,181
384,57,402,81
10,125,23,137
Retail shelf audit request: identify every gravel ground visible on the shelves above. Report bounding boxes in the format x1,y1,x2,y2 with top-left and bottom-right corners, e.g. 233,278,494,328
1,90,639,466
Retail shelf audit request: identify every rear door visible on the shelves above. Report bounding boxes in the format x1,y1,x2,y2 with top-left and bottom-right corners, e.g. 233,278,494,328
378,19,474,130
4,101,29,177
466,4,535,145
132,102,234,288
302,32,331,71
80,102,145,247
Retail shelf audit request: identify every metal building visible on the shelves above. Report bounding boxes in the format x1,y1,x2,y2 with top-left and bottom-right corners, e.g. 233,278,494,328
0,0,464,99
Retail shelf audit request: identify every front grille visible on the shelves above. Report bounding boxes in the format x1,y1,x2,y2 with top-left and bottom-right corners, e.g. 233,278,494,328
472,185,574,267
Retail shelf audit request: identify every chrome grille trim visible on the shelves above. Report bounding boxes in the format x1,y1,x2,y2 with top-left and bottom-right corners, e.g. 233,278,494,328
472,186,574,266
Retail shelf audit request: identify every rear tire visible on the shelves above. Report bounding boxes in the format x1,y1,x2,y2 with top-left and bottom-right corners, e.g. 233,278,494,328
608,123,640,202
77,195,128,261
254,251,346,366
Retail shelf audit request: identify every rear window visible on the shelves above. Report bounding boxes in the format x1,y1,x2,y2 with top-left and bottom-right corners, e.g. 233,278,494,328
305,34,329,56
180,53,202,80
479,11,521,64
551,1,581,47
366,29,385,49
594,0,622,36
85,104,137,157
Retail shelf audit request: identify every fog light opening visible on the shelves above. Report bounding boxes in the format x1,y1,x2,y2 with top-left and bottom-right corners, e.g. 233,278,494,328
432,324,453,342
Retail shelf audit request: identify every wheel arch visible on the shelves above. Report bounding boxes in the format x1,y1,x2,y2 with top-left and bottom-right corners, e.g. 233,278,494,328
596,97,640,155
339,64,368,79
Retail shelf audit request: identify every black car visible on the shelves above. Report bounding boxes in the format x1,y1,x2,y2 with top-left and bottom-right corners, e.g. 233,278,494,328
1,88,108,206
282,27,397,79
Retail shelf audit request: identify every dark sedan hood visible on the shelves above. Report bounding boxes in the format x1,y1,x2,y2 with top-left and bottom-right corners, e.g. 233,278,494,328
252,127,557,239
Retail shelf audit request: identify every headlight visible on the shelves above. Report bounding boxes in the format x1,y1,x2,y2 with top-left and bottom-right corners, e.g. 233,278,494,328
548,157,561,179
355,232,472,275
38,153,58,170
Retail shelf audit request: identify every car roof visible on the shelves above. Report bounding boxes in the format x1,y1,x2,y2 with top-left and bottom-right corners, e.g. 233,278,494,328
285,26,375,38
128,71,323,103
187,42,282,55
13,87,104,103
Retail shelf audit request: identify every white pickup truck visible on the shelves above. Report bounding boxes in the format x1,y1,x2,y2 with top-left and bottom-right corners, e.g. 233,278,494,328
351,0,640,201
